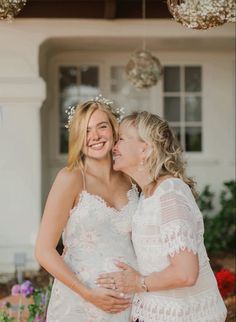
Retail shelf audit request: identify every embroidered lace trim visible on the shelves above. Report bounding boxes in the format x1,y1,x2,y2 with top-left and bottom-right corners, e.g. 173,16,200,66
132,292,227,322
160,219,198,256
159,190,201,257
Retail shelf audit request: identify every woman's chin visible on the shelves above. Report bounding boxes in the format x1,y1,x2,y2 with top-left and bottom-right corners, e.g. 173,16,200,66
113,162,121,171
113,161,130,175
113,160,124,172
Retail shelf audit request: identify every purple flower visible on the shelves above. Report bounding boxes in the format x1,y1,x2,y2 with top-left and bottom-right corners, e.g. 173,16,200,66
11,284,21,296
20,280,34,297
40,294,46,306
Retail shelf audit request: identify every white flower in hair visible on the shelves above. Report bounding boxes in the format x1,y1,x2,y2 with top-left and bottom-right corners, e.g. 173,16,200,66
65,94,125,129
91,94,125,122
65,105,76,129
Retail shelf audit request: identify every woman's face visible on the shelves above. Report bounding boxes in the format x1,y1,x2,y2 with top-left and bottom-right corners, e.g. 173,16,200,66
83,109,114,160
113,122,147,173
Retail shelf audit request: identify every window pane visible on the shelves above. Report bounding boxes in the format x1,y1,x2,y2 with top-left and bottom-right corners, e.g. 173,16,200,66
185,66,201,92
164,97,180,122
164,66,180,92
80,66,98,87
171,126,181,143
60,66,99,124
59,65,99,154
59,66,78,124
185,127,202,151
60,127,69,154
185,96,202,122
59,66,77,92
59,66,99,120
111,66,126,93
110,66,150,113
77,65,99,101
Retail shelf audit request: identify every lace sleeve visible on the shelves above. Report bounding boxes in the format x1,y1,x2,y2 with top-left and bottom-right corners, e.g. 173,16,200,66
159,190,198,257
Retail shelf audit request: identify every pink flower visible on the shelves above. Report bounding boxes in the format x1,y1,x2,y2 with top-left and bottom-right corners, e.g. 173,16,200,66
34,318,46,322
11,284,21,296
0,300,7,308
20,280,34,297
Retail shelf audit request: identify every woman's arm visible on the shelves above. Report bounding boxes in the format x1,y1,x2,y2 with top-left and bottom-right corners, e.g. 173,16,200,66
96,250,199,293
144,250,199,291
35,168,130,313
35,168,88,296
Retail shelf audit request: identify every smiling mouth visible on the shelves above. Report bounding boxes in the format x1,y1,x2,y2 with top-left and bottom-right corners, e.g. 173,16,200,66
88,142,106,150
113,154,121,160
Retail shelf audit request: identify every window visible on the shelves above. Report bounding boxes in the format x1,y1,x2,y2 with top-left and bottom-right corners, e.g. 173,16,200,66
58,65,99,154
163,66,202,152
110,66,150,112
57,63,202,156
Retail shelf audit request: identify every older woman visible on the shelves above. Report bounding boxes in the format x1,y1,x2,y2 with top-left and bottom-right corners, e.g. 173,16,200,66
97,111,227,322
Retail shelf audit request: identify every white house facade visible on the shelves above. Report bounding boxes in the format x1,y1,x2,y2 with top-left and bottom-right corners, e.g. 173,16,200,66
0,19,235,273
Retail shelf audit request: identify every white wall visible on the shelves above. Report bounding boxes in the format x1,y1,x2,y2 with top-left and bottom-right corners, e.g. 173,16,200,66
0,19,235,273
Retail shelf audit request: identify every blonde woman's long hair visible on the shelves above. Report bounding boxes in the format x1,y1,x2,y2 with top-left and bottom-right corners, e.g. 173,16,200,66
67,101,118,171
121,111,197,197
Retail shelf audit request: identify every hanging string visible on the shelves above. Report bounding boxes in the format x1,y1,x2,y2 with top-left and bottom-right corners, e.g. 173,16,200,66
142,0,147,51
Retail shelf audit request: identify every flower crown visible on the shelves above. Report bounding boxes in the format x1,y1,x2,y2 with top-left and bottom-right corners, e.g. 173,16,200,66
65,94,125,129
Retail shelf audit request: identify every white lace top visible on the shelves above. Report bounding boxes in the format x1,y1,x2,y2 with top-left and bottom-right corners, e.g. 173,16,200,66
46,184,139,322
131,178,227,322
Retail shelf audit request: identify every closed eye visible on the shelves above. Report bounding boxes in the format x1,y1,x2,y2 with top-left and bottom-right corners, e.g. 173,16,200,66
99,125,108,129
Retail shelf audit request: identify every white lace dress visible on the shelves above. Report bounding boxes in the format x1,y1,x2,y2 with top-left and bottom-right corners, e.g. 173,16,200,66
131,178,227,322
46,185,139,322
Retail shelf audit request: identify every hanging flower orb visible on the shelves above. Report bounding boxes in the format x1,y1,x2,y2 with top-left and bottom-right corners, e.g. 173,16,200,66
0,0,27,21
167,0,236,30
126,50,163,90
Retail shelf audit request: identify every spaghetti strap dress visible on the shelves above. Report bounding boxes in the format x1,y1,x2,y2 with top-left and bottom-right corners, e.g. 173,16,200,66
46,173,139,322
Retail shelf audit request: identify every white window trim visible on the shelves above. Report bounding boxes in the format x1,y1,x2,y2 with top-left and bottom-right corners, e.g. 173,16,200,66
163,65,203,153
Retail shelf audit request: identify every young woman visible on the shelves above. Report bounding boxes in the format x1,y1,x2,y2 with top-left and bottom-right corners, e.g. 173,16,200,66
35,98,138,322
97,111,227,322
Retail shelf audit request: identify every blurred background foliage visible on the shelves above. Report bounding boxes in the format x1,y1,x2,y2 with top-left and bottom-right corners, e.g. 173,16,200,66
197,180,236,254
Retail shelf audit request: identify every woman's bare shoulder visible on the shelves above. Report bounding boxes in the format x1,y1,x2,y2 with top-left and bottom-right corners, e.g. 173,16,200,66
54,167,84,192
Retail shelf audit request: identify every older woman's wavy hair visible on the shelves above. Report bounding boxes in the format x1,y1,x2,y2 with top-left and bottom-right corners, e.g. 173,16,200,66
121,111,197,197
67,101,118,171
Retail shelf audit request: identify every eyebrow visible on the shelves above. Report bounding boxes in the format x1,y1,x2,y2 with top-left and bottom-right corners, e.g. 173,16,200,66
87,121,109,129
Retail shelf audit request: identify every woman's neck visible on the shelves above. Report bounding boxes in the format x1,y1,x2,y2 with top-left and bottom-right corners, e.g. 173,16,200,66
127,169,173,197
126,168,152,191
84,155,114,183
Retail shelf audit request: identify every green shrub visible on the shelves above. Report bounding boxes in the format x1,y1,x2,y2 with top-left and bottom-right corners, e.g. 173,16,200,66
197,180,236,254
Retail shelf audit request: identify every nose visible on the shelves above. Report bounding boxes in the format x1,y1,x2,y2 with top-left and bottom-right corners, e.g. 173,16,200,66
113,141,119,154
89,128,100,141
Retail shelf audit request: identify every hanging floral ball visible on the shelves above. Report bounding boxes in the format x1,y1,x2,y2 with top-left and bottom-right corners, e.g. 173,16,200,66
167,0,236,30
0,0,27,21
126,50,163,90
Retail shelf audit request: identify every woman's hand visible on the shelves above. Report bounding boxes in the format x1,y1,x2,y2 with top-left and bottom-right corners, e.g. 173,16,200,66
96,261,142,294
85,287,132,313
